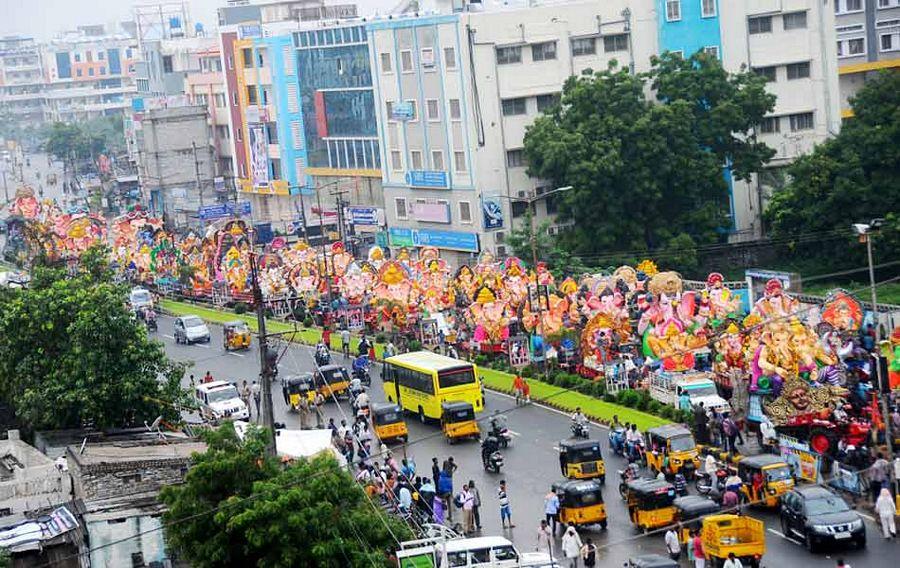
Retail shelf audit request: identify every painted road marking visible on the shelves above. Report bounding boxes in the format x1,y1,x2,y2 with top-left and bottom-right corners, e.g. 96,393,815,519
228,352,246,358
489,389,609,430
507,429,521,437
857,511,875,522
163,335,175,340
767,528,802,546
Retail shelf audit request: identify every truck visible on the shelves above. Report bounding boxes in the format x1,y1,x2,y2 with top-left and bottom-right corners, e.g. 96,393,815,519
649,370,731,414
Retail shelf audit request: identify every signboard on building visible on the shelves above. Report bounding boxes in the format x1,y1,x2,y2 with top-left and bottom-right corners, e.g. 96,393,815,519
412,200,451,223
198,201,252,221
413,228,479,252
346,207,383,226
248,124,269,188
391,101,415,121
778,435,820,483
238,24,262,39
170,187,187,199
482,195,504,230
406,170,448,189
214,176,226,193
389,228,415,248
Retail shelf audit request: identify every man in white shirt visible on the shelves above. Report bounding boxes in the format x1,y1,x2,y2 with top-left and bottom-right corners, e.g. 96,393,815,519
664,527,681,561
722,552,743,568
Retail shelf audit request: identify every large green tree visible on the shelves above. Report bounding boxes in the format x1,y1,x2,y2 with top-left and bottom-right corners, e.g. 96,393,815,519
523,52,775,258
43,116,124,161
161,424,410,567
0,246,186,430
765,70,900,269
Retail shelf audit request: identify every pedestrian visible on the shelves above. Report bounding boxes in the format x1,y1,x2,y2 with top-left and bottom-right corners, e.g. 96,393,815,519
442,456,458,478
240,380,252,417
497,479,515,528
251,380,261,416
544,486,561,535
313,390,325,428
431,457,441,487
522,379,531,404
580,537,597,568
297,394,310,429
460,482,476,534
322,326,331,349
536,519,553,558
203,370,214,383
189,374,196,387
686,529,695,561
327,417,337,435
341,327,351,357
870,452,890,502
722,413,743,454
722,552,743,568
513,373,526,405
691,530,705,568
875,487,897,539
401,458,415,481
561,523,583,568
438,469,454,521
665,526,681,561
468,479,482,530
836,559,851,568
433,494,445,525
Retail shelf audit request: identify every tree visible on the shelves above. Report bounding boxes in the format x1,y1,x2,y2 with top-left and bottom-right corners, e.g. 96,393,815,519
523,53,775,258
765,70,900,270
42,117,125,162
161,424,410,567
506,209,591,279
0,245,186,431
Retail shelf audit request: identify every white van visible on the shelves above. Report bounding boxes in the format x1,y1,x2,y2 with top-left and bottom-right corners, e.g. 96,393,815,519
194,381,249,424
397,536,555,568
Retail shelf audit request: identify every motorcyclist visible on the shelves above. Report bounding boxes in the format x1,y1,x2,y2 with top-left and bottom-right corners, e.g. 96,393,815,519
481,434,500,468
571,407,588,436
611,414,622,430
625,424,642,459
622,457,640,482
489,410,507,436
349,375,363,397
354,388,370,415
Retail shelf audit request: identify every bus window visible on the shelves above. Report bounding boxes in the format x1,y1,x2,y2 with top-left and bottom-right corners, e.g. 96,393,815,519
439,368,475,389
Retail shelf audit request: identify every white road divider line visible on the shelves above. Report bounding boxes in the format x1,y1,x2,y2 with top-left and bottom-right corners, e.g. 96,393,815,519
767,528,802,546
487,389,609,430
163,335,175,340
228,352,246,358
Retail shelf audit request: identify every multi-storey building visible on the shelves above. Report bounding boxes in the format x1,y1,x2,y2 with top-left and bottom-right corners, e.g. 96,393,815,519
833,0,900,117
183,44,234,179
0,36,45,127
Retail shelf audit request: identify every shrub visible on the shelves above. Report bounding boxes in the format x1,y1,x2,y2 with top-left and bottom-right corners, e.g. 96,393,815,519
521,366,534,378
234,302,249,315
474,354,488,366
658,406,674,420
408,340,422,352
591,381,606,398
375,333,387,344
647,400,662,415
603,393,617,403
303,317,314,328
617,390,640,408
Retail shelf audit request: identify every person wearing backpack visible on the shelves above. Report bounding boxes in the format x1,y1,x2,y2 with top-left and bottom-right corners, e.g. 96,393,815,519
580,538,597,568
722,413,743,454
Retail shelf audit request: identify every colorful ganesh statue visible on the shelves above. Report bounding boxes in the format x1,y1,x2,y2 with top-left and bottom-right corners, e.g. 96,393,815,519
468,285,510,345
581,311,632,373
752,278,800,320
704,272,742,322
372,260,414,328
880,326,900,390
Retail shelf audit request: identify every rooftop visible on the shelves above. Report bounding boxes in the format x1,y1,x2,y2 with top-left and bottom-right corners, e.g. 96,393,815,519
68,439,205,467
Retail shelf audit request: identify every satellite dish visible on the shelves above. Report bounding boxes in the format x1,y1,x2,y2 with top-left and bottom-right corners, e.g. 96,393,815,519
150,415,163,430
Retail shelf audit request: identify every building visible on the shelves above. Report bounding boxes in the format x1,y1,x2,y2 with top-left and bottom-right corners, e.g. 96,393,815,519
366,0,841,264
218,0,358,27
0,36,45,128
136,104,217,226
184,43,234,180
833,0,900,118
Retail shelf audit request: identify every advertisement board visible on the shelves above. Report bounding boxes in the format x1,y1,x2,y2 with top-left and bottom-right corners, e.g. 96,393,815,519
482,195,504,230
778,435,820,483
391,101,415,121
508,335,529,369
346,207,383,226
412,200,451,224
198,201,252,221
405,170,448,189
248,124,269,188
389,228,415,248
413,229,479,252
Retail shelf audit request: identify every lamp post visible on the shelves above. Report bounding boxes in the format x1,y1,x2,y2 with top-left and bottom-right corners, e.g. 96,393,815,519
853,219,893,470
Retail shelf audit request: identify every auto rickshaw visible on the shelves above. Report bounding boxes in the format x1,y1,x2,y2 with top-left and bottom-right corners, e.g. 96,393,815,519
736,454,794,508
558,439,606,483
701,514,765,568
552,479,607,530
644,424,700,479
315,364,351,398
371,402,408,443
440,401,480,444
673,495,721,544
623,478,677,533
223,320,251,351
283,374,315,410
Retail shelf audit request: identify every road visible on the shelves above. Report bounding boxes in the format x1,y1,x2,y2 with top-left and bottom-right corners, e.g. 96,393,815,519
1,150,71,206
157,314,894,567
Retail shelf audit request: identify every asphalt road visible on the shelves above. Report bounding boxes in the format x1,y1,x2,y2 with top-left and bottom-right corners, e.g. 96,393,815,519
156,315,895,567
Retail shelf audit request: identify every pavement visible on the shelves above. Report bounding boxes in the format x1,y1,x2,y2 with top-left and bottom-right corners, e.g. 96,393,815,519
156,313,894,566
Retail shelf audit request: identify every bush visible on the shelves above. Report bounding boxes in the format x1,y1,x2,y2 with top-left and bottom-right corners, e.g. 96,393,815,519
234,302,249,315
408,340,422,352
658,406,674,420
647,400,662,415
521,366,534,378
303,317,314,328
375,333,387,344
617,390,640,408
603,393,617,403
474,354,488,366
591,381,606,398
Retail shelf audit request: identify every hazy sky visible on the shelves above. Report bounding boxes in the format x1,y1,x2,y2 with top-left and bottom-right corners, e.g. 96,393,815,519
1,0,396,40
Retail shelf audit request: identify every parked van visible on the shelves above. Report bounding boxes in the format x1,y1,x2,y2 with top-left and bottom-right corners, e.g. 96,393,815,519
396,536,555,568
649,370,730,413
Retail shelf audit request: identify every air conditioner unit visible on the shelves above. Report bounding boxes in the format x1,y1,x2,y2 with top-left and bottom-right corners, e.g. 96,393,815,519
547,227,558,236
494,231,505,243
516,190,527,198
496,245,507,257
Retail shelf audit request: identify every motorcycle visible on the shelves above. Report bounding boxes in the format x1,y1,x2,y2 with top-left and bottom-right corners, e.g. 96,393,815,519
617,465,639,500
489,419,512,449
146,316,158,332
314,344,331,367
571,421,589,439
483,450,504,473
695,467,728,496
626,438,645,464
481,435,504,473
608,426,626,457
352,355,372,387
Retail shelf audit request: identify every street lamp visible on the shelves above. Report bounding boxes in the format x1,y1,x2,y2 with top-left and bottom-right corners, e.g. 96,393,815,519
853,219,893,471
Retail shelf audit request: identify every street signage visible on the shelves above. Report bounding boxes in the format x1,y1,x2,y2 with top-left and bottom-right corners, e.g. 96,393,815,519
198,201,252,221
346,206,382,226
405,170,448,189
412,228,479,252
214,176,226,193
391,101,415,121
482,195,504,230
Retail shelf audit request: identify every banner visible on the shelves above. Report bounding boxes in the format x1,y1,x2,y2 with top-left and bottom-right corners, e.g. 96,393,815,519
508,335,529,369
778,435,820,483
248,124,269,188
482,195,504,230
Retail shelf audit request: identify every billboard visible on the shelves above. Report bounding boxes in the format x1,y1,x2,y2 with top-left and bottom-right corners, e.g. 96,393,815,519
248,124,269,188
482,195,504,230
405,170,448,189
412,200,451,223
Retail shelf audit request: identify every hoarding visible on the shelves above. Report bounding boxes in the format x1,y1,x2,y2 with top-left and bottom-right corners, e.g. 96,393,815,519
248,124,269,188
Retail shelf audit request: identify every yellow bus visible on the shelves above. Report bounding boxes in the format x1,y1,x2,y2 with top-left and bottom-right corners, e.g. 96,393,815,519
382,351,484,422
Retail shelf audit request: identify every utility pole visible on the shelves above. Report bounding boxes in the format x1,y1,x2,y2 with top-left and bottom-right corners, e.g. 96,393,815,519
2,168,8,203
315,184,333,306
192,141,204,209
249,251,277,456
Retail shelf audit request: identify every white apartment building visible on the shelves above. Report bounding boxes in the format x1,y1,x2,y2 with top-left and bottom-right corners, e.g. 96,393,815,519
0,36,45,128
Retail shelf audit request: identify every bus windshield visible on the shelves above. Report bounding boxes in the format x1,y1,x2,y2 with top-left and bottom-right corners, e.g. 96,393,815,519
439,367,476,389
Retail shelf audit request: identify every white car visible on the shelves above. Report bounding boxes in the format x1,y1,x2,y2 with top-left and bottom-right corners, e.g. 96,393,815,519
194,381,249,423
174,315,210,344
129,287,154,311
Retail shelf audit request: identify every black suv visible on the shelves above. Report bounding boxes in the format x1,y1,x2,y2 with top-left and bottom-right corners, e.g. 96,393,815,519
780,486,866,552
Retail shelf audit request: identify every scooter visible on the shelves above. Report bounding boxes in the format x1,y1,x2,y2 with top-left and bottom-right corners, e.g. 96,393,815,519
352,355,372,387
695,467,728,496
571,421,589,439
314,344,331,367
608,426,626,457
146,316,158,332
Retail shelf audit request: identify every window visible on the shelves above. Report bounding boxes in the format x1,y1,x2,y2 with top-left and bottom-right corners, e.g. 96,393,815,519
426,99,440,121
242,48,253,68
421,47,435,68
410,150,423,170
76,69,82,77
247,86,258,105
256,48,266,67
786,61,810,79
385,101,394,120
391,150,403,171
754,66,777,82
88,68,94,76
531,41,557,61
432,150,444,170
215,93,226,108
603,34,629,52
666,0,682,21
511,201,528,218
882,33,896,51
449,98,461,120
849,38,865,54
454,151,466,173
844,0,863,11
496,46,522,65
266,122,278,144
536,93,559,112
98,51,105,60
703,46,719,59
501,97,527,116
232,91,239,106
395,197,408,219
74,53,81,62
380,52,392,73
400,50,413,72
748,16,773,34
506,149,525,168
444,47,457,69
162,55,174,73
571,37,596,56
701,0,716,18
86,51,93,62
459,201,472,224
545,195,559,215
759,116,780,133
789,112,814,131
783,12,807,30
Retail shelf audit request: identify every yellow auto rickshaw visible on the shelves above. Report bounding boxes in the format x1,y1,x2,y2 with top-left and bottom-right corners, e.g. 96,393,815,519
223,320,251,351
283,373,315,410
371,402,408,443
673,495,721,544
558,439,606,483
315,364,351,399
644,425,700,479
440,401,479,444
736,454,794,508
553,479,607,530
701,514,765,568
623,478,677,533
